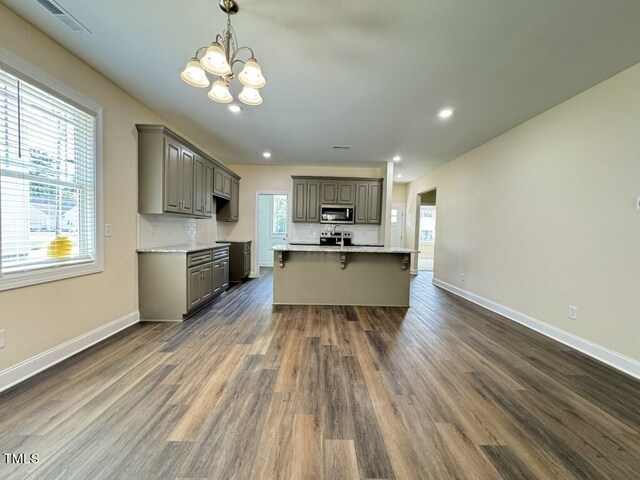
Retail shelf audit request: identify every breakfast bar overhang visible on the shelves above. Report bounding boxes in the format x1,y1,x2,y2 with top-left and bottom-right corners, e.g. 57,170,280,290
272,245,417,307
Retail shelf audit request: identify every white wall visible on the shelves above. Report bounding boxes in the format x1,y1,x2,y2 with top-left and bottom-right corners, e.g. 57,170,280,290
406,63,640,366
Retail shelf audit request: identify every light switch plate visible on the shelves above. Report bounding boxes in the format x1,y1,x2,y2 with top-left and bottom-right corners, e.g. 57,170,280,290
104,224,112,237
636,196,640,210
0,329,5,348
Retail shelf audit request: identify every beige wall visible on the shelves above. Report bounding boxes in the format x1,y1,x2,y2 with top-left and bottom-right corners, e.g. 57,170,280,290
0,5,200,372
219,164,385,273
407,63,640,362
392,183,407,204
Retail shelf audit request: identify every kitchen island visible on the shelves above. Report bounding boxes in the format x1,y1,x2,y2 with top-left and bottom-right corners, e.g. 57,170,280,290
272,244,417,307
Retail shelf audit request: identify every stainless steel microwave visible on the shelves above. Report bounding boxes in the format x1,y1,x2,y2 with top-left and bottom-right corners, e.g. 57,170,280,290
320,205,354,224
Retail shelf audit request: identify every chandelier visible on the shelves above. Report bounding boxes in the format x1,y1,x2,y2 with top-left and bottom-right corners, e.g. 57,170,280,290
180,0,266,106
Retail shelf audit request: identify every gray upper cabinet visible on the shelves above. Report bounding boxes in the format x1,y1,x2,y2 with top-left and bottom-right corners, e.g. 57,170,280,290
160,137,193,215
321,182,337,204
293,179,308,222
354,180,383,224
292,178,320,222
217,177,239,222
320,181,354,204
137,125,239,220
337,181,354,204
307,181,320,222
214,167,232,200
293,176,382,223
193,155,214,218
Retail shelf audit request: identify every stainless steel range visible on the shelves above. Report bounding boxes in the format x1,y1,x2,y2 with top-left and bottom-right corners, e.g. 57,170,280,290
320,229,352,246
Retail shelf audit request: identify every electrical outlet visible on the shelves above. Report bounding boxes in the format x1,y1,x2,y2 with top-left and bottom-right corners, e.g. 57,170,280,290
0,329,5,348
460,272,465,282
104,224,112,237
568,306,578,320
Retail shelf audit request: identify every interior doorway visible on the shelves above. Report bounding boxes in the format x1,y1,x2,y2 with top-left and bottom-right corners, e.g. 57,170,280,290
390,203,405,248
415,189,436,272
257,192,289,267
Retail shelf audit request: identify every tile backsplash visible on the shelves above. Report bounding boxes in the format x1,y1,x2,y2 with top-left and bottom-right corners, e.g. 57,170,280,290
289,223,382,245
138,214,196,249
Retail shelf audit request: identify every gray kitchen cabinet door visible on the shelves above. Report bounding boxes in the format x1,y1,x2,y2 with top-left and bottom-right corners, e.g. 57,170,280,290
193,155,205,216
337,181,355,204
204,162,214,216
321,181,338,203
213,260,224,294
367,181,382,224
354,182,369,223
187,265,202,309
163,140,181,213
292,179,307,222
214,168,232,200
229,179,239,221
180,149,194,214
201,262,213,301
222,259,229,290
306,181,321,222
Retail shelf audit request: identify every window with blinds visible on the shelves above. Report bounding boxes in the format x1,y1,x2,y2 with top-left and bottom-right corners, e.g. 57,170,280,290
0,53,101,290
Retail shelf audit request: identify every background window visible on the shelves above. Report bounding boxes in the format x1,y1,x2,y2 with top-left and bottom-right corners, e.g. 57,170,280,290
419,205,436,245
0,55,101,290
272,194,287,236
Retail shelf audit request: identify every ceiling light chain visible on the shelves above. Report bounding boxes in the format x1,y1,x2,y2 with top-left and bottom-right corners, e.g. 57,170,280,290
180,0,266,106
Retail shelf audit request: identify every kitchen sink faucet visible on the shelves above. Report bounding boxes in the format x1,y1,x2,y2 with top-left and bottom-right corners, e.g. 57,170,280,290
332,224,344,248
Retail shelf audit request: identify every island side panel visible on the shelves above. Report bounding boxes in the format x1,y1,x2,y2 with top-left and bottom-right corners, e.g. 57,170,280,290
273,251,410,307
138,253,188,321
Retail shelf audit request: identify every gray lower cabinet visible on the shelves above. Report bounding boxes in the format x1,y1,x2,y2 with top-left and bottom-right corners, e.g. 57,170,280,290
228,241,251,282
138,246,229,321
212,247,230,294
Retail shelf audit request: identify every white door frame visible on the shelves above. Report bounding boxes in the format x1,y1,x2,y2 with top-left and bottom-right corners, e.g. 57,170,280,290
390,203,405,248
413,188,437,275
254,190,290,273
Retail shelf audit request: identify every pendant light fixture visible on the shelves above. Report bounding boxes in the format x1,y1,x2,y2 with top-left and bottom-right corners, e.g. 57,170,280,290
180,0,266,106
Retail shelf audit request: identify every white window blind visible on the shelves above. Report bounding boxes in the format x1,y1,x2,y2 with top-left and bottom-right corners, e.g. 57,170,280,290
0,60,99,288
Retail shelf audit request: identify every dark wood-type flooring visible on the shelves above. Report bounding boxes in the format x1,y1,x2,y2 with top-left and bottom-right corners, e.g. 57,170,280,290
1,270,639,479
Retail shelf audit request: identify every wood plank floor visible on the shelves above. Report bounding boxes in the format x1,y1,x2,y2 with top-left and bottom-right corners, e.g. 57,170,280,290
1,270,639,479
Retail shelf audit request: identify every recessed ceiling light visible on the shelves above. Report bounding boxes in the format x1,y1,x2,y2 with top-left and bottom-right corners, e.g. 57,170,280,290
393,155,401,162
438,108,454,119
228,104,242,113
396,174,403,178
262,151,271,159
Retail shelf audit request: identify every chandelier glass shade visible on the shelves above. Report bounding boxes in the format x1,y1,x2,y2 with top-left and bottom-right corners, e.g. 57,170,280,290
181,0,266,106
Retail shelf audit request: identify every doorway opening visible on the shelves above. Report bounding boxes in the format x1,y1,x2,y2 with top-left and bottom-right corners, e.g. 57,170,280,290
257,192,289,268
390,203,405,248
416,189,436,272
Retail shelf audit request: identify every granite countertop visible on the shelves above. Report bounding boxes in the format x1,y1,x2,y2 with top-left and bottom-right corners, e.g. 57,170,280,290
272,244,417,254
216,240,252,244
137,242,231,253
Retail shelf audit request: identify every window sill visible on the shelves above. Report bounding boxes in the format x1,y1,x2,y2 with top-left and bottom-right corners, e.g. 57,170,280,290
0,262,103,292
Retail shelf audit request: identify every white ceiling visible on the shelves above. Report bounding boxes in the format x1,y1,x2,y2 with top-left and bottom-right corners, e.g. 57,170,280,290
3,0,640,182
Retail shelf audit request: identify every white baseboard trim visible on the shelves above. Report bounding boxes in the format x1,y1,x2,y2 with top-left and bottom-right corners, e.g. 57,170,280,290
432,278,640,380
0,311,140,393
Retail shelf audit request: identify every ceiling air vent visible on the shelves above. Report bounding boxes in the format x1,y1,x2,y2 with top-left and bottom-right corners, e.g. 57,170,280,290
332,145,351,150
34,0,91,33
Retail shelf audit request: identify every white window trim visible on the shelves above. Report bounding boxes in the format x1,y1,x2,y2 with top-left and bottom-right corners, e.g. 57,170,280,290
0,48,104,291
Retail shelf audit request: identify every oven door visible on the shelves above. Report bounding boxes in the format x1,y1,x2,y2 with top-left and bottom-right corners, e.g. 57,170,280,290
320,205,354,224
